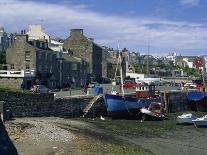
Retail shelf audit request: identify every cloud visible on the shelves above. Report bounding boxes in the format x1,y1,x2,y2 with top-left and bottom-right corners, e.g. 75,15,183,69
179,0,200,6
0,0,206,55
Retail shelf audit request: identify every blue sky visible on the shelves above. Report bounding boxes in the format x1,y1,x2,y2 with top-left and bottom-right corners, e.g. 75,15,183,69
0,0,207,56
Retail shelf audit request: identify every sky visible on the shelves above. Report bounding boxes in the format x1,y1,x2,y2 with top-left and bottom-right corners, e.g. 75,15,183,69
0,0,207,56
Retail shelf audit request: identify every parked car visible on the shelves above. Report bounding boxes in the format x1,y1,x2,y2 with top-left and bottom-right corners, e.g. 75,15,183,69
119,81,138,88
184,82,197,88
31,85,49,93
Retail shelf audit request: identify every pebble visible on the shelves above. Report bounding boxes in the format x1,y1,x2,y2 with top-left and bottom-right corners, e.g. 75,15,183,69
24,121,75,143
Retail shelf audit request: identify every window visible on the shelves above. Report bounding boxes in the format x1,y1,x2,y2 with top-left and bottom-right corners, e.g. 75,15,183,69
38,52,41,60
26,65,30,71
39,64,42,71
71,63,77,71
25,51,30,61
11,64,14,70
40,42,43,48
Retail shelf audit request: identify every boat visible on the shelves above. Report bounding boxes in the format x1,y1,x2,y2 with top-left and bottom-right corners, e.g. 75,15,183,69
105,91,160,118
186,90,207,111
192,115,207,127
177,113,197,124
186,91,204,101
104,50,160,118
140,102,166,121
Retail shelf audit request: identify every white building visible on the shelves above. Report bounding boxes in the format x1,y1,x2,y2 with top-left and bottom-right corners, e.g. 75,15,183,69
183,58,194,68
49,39,63,52
166,52,177,65
26,24,50,42
27,25,64,52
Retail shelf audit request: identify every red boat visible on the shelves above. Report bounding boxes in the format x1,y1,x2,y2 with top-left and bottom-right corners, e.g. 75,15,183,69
140,102,167,121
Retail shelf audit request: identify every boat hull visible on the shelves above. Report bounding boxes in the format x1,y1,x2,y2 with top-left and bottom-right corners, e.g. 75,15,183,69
140,108,166,121
177,118,194,124
193,120,207,127
104,94,160,118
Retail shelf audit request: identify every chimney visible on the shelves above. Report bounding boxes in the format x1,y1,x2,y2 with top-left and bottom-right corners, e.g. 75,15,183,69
0,27,4,32
70,29,83,37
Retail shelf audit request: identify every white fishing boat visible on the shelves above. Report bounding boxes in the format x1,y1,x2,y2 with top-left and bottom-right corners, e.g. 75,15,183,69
192,115,207,127
177,113,197,124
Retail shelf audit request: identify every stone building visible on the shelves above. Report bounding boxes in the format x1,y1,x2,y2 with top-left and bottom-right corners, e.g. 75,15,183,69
61,53,88,87
63,29,103,82
0,27,9,53
5,34,56,88
3,34,84,89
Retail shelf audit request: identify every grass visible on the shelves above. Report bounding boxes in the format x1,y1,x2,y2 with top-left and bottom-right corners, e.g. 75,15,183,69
0,85,31,93
80,111,207,137
83,118,177,137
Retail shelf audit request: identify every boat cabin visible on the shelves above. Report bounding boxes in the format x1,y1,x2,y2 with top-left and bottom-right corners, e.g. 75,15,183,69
135,84,156,98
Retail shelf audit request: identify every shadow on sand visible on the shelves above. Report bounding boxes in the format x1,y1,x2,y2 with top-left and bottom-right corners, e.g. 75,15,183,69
0,119,18,155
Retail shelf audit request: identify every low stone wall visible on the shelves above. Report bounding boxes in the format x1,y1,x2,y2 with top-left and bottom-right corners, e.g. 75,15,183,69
0,90,95,118
161,91,189,113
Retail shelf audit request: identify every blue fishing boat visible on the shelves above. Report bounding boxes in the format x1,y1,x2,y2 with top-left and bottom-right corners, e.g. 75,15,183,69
187,91,204,101
105,92,160,117
104,50,160,118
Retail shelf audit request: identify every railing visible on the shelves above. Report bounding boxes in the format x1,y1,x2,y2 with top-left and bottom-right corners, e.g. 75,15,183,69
0,70,35,78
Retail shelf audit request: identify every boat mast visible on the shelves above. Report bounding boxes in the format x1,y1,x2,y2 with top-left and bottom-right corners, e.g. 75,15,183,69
111,50,119,92
202,56,205,86
119,50,125,96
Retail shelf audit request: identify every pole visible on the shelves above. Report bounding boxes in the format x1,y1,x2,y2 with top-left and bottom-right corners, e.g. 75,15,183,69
60,58,62,88
147,45,149,76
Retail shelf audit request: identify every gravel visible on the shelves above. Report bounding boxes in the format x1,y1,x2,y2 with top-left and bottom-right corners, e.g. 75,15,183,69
24,120,76,143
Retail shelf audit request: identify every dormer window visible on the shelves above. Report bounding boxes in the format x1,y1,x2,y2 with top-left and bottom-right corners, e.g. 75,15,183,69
40,42,42,48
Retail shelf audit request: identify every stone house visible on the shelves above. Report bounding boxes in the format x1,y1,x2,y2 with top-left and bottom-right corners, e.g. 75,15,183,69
5,34,57,88
61,53,88,87
63,29,103,82
4,34,84,89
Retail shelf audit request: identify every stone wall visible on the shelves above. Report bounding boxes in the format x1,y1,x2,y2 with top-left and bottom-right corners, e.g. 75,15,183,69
161,91,189,112
0,90,95,118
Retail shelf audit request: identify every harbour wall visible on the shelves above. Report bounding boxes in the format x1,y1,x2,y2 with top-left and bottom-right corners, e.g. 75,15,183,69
0,90,104,118
0,90,196,120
